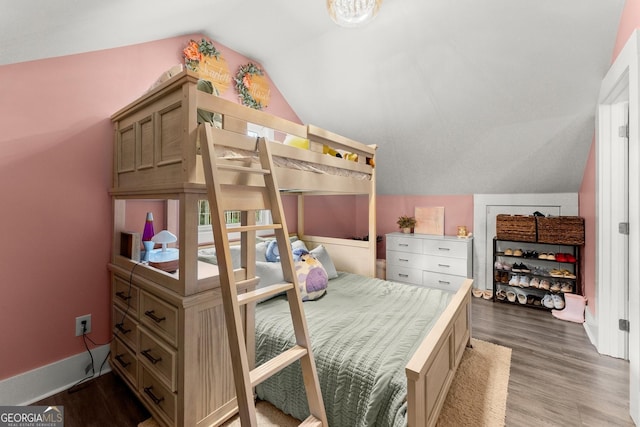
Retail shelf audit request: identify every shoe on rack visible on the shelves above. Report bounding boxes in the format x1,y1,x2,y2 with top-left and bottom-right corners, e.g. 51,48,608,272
547,253,556,261
501,272,509,283
552,294,565,310
504,248,513,256
520,263,531,273
539,279,550,290
514,249,523,257
509,275,520,286
539,252,549,260
512,263,522,273
542,294,555,309
507,291,517,302
565,254,577,263
496,289,507,301
529,277,540,288
502,262,512,271
561,282,573,293
519,275,530,288
556,253,567,262
550,269,564,278
550,281,561,292
562,270,576,279
495,270,502,282
517,292,527,305
495,261,503,270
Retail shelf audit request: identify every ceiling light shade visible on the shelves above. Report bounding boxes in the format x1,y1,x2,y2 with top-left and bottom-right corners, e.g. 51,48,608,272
327,0,382,27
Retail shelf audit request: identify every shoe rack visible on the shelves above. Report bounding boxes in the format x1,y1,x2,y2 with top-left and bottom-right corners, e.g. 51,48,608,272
492,238,580,310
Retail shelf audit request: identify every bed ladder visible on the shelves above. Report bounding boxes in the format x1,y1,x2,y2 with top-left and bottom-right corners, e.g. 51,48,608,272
199,123,328,427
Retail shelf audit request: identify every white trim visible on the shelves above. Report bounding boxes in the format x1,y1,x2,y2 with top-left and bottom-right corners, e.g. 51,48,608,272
584,305,599,348
0,345,111,405
596,29,640,424
473,193,578,291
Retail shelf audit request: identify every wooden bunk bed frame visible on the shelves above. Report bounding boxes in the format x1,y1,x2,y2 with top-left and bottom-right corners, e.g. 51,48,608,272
109,70,471,427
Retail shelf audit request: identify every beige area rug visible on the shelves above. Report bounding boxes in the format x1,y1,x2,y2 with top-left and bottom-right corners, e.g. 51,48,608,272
139,338,511,427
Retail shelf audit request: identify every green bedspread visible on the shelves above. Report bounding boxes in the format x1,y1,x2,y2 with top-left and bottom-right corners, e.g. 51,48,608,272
255,272,453,427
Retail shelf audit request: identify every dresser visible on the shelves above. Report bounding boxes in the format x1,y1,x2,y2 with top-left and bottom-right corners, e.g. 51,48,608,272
386,233,473,292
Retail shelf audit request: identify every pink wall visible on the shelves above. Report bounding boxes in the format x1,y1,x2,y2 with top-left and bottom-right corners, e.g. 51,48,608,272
0,35,300,380
580,0,638,316
376,195,474,257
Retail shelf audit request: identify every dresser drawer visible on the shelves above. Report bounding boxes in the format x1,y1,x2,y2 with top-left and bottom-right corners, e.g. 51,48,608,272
139,327,178,392
386,251,428,269
424,256,468,276
387,235,423,254
113,276,139,317
422,239,469,258
140,291,178,346
386,265,423,286
422,271,464,292
140,366,177,426
112,337,138,388
113,306,138,351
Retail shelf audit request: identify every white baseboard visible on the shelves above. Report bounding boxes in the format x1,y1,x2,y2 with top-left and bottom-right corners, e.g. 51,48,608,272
584,306,599,351
0,344,111,405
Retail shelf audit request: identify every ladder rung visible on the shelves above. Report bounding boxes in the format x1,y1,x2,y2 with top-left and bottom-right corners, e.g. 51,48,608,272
217,164,271,175
250,345,308,387
237,282,293,306
300,415,323,427
227,224,282,233
235,276,260,290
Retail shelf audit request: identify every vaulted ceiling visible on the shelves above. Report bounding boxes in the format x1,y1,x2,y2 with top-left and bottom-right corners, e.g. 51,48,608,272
0,0,625,195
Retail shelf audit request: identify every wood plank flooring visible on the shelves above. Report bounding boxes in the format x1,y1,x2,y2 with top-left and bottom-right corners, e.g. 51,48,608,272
34,298,634,426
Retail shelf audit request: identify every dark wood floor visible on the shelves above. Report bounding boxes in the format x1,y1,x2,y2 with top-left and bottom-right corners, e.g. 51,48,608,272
35,298,634,427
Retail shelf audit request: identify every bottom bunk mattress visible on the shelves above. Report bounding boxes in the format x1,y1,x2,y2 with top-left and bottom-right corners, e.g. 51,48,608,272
254,272,454,427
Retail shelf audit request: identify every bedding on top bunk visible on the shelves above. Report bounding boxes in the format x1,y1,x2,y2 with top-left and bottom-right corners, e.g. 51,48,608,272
255,272,453,427
213,145,371,180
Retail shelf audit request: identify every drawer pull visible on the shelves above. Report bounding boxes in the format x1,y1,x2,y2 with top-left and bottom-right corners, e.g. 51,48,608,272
115,322,131,334
438,264,450,268
399,273,409,278
115,291,131,301
399,243,409,247
438,280,451,285
144,310,166,323
143,386,165,405
115,354,131,368
141,349,163,364
399,258,409,262
438,247,451,251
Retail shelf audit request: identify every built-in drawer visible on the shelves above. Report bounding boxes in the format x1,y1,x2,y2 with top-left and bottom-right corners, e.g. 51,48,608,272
424,256,468,277
113,275,139,317
386,264,423,286
140,291,178,346
386,251,428,269
140,366,177,426
112,337,138,388
422,271,464,292
113,306,138,351
422,239,468,259
386,235,423,254
139,327,178,392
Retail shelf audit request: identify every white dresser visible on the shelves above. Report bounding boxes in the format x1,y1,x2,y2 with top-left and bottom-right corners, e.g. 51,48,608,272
386,233,473,292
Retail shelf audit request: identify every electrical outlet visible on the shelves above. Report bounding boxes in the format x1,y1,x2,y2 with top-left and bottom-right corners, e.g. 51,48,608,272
75,314,92,336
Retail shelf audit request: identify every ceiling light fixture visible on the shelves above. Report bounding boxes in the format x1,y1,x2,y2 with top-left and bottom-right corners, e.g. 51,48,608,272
326,0,383,27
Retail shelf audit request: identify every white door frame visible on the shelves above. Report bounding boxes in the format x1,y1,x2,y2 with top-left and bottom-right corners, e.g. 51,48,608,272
596,29,639,424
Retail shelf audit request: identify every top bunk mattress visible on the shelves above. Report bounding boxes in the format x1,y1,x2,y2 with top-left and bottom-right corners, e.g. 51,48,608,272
254,272,454,427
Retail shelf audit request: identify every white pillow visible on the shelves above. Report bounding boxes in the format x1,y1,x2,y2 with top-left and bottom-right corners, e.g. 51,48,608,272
309,245,338,279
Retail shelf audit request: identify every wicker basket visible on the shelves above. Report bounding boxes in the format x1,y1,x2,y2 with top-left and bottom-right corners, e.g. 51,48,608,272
537,216,585,245
496,214,537,242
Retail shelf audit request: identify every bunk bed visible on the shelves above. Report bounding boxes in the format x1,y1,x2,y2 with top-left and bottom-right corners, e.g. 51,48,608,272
108,70,472,427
